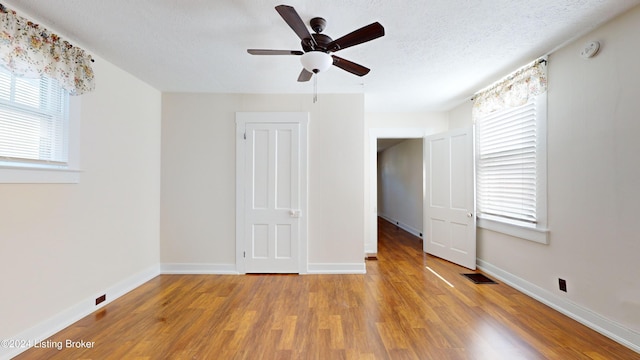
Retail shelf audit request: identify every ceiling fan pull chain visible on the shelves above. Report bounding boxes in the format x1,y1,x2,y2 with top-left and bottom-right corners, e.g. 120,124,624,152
313,75,318,103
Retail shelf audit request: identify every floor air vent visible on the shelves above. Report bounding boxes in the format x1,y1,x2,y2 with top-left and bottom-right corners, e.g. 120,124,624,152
462,273,497,284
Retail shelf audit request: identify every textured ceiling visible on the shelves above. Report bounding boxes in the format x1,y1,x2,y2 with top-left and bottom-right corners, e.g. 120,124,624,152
3,0,639,112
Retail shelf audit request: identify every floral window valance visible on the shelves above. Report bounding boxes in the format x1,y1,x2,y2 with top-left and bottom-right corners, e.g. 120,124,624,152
473,59,547,119
0,3,95,95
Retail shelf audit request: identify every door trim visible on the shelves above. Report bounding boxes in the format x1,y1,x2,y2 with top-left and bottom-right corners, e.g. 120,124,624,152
235,112,309,274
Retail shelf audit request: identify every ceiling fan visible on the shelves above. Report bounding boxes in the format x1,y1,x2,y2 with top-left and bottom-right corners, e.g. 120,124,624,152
247,5,385,82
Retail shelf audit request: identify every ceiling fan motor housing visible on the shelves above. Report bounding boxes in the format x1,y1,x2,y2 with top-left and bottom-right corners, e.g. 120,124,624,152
302,33,333,52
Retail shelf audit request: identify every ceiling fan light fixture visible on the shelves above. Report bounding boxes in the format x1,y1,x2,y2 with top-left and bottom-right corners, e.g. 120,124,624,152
300,51,332,73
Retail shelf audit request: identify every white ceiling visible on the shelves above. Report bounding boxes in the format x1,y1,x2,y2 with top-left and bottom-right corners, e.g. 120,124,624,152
4,0,638,112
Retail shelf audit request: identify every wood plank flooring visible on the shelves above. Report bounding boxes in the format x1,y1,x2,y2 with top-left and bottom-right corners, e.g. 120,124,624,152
15,218,640,359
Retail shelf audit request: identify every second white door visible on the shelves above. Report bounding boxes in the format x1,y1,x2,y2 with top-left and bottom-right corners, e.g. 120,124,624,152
424,127,476,270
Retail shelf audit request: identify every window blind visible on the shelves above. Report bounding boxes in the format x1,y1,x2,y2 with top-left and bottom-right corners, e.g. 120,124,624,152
476,99,538,224
0,66,69,166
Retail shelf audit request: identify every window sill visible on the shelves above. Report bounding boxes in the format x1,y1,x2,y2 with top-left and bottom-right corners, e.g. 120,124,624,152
0,166,80,184
477,217,549,244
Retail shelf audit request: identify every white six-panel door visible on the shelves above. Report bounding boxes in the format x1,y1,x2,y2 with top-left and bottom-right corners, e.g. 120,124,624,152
424,127,476,270
236,112,308,274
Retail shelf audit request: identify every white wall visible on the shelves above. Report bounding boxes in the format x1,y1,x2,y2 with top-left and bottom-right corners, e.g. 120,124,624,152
0,55,162,342
366,112,449,129
377,139,424,236
161,94,365,270
448,100,472,129
449,5,640,343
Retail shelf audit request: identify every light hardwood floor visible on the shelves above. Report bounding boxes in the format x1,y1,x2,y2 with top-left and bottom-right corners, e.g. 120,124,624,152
15,218,640,359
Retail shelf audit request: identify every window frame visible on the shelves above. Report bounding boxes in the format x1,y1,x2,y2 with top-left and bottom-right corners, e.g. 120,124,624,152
0,71,80,183
475,93,549,244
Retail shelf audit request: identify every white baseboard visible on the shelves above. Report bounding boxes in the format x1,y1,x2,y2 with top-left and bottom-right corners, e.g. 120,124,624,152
1,265,160,360
307,263,366,274
477,259,640,354
378,214,423,239
161,262,367,275
160,263,239,274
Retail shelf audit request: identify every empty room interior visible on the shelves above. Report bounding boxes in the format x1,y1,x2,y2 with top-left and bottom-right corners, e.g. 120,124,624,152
1,0,639,359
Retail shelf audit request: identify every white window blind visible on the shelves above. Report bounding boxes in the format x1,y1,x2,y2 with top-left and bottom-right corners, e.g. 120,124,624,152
476,98,539,225
0,66,69,167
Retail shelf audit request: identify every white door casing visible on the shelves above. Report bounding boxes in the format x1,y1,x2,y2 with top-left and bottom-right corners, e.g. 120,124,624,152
236,112,309,274
424,127,476,270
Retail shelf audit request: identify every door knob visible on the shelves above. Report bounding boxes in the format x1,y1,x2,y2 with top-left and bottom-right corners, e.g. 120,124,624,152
467,212,473,218
289,210,301,218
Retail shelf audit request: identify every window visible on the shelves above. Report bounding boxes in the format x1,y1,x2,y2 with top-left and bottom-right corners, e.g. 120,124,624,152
474,60,548,243
0,3,93,183
0,66,79,183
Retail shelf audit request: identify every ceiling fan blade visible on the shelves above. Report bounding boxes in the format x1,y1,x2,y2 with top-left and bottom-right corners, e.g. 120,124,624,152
275,5,317,48
332,56,370,76
328,22,385,52
247,49,304,55
297,68,313,82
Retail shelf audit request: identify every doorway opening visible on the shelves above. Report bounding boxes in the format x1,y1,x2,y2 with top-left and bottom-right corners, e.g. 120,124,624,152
367,128,429,257
376,138,424,239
